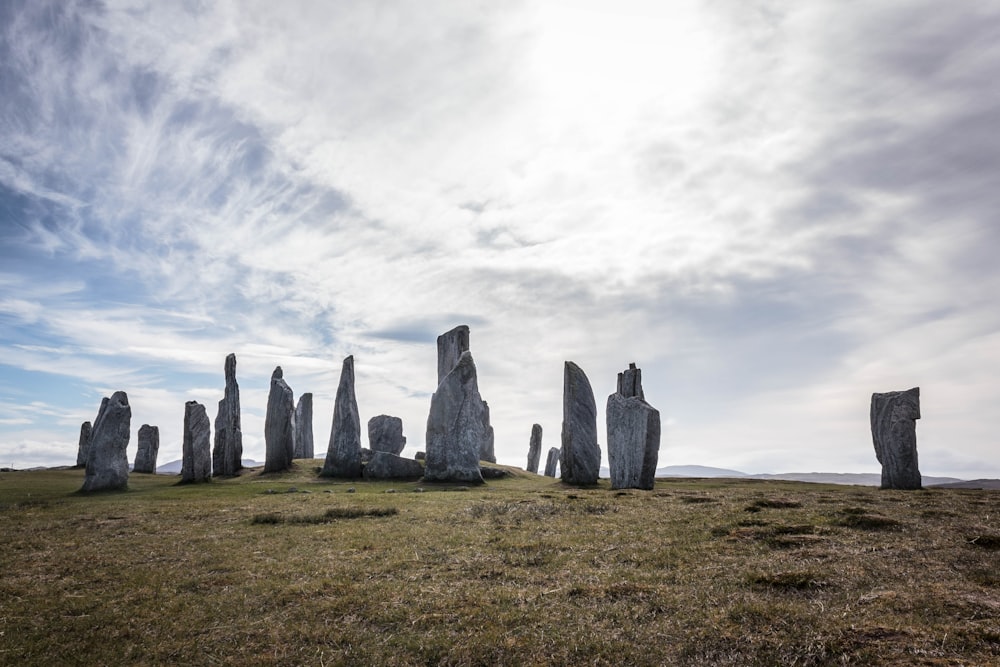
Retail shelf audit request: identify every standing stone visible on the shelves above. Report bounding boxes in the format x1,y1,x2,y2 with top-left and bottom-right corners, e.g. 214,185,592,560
264,367,296,473
212,353,243,477
321,356,362,478
560,362,601,485
75,421,92,468
134,424,160,474
526,424,543,473
181,401,212,483
607,363,660,490
368,415,406,455
294,393,314,459
80,392,130,492
437,325,471,384
871,387,922,490
544,447,560,477
480,401,496,463
424,350,486,484
363,451,424,480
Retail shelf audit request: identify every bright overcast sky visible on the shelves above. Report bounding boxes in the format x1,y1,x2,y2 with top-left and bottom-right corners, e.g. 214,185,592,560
2,1,998,478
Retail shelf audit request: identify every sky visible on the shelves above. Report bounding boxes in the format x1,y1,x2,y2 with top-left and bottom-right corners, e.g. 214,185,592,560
1,0,999,478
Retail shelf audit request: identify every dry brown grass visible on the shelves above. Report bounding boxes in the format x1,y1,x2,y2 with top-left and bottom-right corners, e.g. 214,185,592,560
0,464,997,665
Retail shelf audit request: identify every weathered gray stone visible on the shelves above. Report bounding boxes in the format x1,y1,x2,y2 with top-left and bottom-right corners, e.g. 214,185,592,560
363,451,424,480
80,392,130,492
437,325,471,384
415,451,426,461
544,447,560,477
181,401,212,483
368,415,406,455
424,351,486,484
480,401,496,463
527,424,542,473
75,420,92,468
212,353,243,477
560,361,601,485
264,367,296,473
607,363,660,490
134,424,159,474
294,393,314,459
871,387,922,490
321,356,362,478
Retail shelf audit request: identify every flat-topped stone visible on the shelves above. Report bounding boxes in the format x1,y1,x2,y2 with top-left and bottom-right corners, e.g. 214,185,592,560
182,401,211,483
264,367,296,473
81,392,130,492
607,363,660,490
871,387,922,490
294,393,314,459
364,451,424,480
368,415,406,455
134,424,159,474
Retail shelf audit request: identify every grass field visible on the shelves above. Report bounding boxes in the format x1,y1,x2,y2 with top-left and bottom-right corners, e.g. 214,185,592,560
1,463,998,666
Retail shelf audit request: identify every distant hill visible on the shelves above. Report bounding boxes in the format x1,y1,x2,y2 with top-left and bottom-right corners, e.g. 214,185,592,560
597,464,973,487
926,479,1000,490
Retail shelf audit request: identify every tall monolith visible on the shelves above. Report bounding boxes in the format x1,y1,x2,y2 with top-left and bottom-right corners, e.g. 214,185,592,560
871,387,922,490
134,424,159,474
480,401,496,463
560,361,601,485
607,363,660,490
212,353,243,477
294,393,314,459
264,367,296,473
434,325,493,468
80,392,130,492
544,447,560,477
424,350,486,483
527,424,543,473
75,420,92,468
181,401,211,483
321,356,362,478
369,415,406,455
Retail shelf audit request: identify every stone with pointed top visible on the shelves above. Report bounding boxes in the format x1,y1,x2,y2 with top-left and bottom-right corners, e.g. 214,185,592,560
560,361,601,485
871,387,922,490
75,421,92,468
294,393,314,459
212,353,243,477
264,367,296,473
134,424,159,474
321,356,362,478
80,392,130,492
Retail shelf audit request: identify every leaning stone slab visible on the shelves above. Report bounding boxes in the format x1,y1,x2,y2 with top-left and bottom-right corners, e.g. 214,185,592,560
871,387,922,490
607,364,660,490
294,393,314,459
75,420,92,468
181,401,212,483
424,350,485,484
264,367,296,473
363,451,424,480
368,415,406,455
80,392,130,492
134,424,160,474
526,424,542,474
560,361,601,485
321,356,363,478
544,447,560,477
213,353,243,477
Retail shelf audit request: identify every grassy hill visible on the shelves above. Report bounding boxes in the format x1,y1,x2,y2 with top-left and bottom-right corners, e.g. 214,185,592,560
1,463,998,665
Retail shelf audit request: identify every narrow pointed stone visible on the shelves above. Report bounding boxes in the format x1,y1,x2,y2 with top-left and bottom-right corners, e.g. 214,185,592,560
80,392,130,492
607,363,660,490
560,361,601,485
544,447,560,477
134,424,160,474
75,421,92,468
264,367,296,473
871,387,922,490
424,351,485,483
294,393,314,459
526,424,543,474
181,401,212,483
321,356,362,478
212,353,243,477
